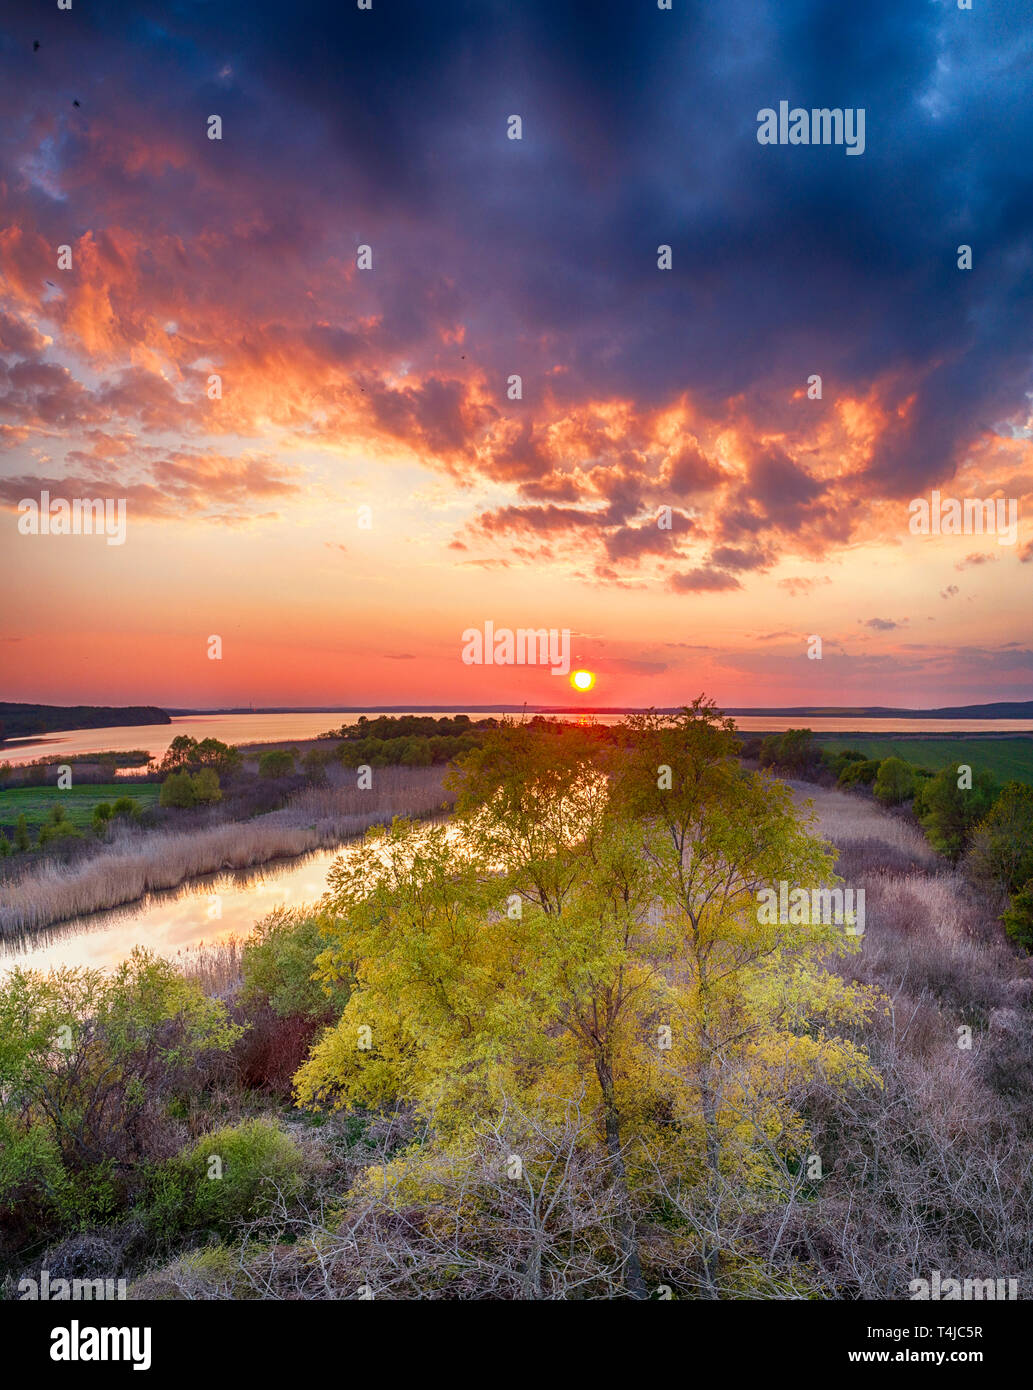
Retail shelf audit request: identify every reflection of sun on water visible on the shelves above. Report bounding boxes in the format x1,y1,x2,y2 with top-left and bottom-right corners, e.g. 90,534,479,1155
571,669,595,692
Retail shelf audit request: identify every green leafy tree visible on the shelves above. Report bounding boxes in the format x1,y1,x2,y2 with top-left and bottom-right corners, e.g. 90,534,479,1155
191,768,222,805
159,770,197,808
242,908,348,1021
258,748,296,778
297,703,881,1299
14,813,30,851
873,756,916,806
917,763,998,861
965,782,1033,895
1003,881,1033,952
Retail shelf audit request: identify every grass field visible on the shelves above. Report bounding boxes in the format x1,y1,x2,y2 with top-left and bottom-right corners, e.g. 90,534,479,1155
819,736,1033,785
0,783,159,831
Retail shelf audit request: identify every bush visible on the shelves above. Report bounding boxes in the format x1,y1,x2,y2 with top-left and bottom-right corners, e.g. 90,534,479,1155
965,782,1033,895
917,763,999,862
191,768,222,805
838,758,880,788
258,749,296,779
1003,882,1033,952
160,770,197,809
148,1119,304,1240
159,769,221,808
759,729,817,774
241,908,347,1022
873,757,916,806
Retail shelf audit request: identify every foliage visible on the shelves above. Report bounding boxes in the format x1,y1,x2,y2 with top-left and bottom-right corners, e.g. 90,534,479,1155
258,748,297,778
159,768,221,808
964,782,1033,895
758,728,817,774
157,735,241,778
0,949,242,1222
241,908,348,1022
915,763,999,861
1002,881,1033,952
147,1118,304,1241
873,756,916,806
295,701,883,1298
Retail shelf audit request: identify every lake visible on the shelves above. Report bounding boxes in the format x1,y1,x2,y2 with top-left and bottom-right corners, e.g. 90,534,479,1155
5,710,1033,767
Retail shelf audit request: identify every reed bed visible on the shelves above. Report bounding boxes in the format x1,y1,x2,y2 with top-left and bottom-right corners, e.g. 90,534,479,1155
0,765,451,935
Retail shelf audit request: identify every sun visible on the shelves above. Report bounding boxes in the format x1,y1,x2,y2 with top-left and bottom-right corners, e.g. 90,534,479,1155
570,669,595,692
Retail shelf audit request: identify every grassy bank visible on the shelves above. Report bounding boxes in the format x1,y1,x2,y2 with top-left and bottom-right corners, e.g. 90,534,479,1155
0,765,451,936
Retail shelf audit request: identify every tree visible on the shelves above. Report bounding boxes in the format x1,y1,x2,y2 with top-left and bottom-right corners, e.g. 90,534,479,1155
295,704,882,1299
873,757,916,806
964,782,1033,895
159,770,197,808
608,701,880,1294
917,763,998,861
14,814,30,851
1003,881,1033,952
191,768,222,805
0,830,11,857
158,735,240,778
759,728,816,774
258,749,296,779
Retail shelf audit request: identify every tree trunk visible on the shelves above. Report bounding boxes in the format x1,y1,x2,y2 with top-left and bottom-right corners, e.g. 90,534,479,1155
596,1055,649,1299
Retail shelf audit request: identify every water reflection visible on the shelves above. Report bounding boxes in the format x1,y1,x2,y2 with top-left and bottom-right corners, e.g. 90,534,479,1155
0,844,346,974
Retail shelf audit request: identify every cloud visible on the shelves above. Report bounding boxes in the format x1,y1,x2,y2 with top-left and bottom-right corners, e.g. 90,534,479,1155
667,567,742,593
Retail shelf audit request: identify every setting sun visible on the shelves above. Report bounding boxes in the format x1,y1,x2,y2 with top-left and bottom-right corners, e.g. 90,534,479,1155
571,669,596,692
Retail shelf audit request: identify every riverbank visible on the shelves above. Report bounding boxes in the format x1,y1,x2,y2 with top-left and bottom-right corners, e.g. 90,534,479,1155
0,765,451,938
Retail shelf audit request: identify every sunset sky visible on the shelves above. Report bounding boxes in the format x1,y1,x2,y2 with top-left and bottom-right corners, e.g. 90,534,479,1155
2,0,1031,710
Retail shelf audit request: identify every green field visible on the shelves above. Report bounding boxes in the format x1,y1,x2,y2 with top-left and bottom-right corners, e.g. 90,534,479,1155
0,783,159,831
819,736,1033,785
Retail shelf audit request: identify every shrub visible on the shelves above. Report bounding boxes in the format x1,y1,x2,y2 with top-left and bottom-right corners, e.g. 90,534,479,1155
759,728,817,774
258,749,296,779
14,814,30,851
159,770,197,809
148,1118,304,1240
1003,882,1033,952
160,769,221,808
191,768,222,805
917,763,999,862
965,782,1033,895
838,758,880,788
111,796,141,819
873,757,916,806
241,908,347,1022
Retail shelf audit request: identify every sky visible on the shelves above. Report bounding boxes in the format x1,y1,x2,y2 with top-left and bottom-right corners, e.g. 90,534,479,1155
1,0,1031,710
